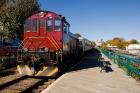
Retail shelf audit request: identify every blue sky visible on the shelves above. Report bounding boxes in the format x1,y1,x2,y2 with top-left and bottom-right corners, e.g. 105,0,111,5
38,0,140,42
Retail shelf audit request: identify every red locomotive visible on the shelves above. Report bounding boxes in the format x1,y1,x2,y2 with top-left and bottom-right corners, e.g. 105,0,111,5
17,11,92,76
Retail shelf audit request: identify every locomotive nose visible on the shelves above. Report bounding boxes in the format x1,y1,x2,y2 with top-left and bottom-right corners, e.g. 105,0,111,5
17,64,58,76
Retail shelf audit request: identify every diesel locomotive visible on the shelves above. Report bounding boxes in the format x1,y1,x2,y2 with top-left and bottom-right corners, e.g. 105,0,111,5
17,11,92,76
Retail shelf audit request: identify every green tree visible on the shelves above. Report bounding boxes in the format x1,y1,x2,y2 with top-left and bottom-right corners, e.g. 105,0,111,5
0,0,6,8
0,0,39,39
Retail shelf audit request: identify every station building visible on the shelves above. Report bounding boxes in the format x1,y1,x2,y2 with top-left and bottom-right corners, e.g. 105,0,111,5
126,44,140,55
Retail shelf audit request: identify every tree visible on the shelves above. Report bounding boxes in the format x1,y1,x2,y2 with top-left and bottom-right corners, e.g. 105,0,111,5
0,0,6,8
91,41,96,47
106,37,140,49
107,37,125,49
129,39,139,44
0,0,40,39
100,43,108,50
124,41,130,47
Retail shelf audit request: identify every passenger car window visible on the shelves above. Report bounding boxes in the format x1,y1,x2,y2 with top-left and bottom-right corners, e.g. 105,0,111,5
55,18,61,31
46,17,52,31
33,19,37,32
40,19,44,28
25,19,30,32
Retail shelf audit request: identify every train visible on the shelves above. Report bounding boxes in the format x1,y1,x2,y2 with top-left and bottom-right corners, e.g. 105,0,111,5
17,10,92,76
0,32,21,70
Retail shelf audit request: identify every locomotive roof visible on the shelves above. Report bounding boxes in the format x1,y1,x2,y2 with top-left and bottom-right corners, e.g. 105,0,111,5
26,10,70,26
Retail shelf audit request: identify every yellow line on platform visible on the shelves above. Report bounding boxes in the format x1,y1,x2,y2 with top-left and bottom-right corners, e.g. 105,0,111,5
17,65,22,75
35,66,48,76
47,67,58,76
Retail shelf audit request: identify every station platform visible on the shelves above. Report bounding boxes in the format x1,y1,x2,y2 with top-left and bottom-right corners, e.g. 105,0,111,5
42,50,140,93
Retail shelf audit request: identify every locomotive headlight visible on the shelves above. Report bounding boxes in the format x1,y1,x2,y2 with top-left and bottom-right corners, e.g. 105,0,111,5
45,48,48,52
24,48,28,52
40,12,44,17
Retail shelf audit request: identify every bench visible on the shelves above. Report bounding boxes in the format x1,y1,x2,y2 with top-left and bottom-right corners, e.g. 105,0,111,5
100,61,110,72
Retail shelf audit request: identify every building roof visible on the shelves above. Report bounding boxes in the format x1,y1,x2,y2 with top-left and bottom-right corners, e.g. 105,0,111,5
126,44,140,50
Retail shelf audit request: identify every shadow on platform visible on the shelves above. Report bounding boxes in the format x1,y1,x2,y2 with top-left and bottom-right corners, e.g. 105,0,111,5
69,49,113,73
100,61,114,73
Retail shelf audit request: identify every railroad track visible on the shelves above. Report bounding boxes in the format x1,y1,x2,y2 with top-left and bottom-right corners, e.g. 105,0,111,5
0,75,56,93
0,67,23,86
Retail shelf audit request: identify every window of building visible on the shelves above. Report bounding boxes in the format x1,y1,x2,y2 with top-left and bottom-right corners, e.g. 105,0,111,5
46,17,52,31
33,19,37,32
55,18,61,31
25,19,30,32
40,19,44,28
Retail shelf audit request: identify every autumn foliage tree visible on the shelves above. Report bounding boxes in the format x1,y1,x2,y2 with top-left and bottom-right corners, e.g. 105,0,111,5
107,37,125,49
0,0,39,39
107,37,139,49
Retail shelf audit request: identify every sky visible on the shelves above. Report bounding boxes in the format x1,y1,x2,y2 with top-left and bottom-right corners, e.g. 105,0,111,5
38,0,140,42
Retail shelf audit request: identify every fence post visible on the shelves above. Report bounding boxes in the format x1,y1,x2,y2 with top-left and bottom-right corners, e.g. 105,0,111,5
113,53,116,63
108,52,110,59
126,59,130,76
118,55,121,68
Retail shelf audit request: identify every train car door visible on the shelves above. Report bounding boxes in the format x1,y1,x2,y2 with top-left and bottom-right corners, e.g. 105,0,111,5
32,18,39,37
46,16,53,35
39,18,45,36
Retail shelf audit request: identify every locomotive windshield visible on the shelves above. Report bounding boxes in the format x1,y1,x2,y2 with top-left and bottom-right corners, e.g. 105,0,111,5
54,17,61,31
33,18,37,32
40,19,44,28
46,17,52,31
25,19,30,32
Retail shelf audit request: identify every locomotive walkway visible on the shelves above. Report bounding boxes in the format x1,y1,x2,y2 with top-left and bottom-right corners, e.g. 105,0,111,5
42,50,140,93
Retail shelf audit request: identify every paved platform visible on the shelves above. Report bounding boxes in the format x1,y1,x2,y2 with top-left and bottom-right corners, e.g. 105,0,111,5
42,50,140,93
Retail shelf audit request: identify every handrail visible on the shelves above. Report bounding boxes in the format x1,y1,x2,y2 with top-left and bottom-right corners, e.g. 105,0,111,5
101,49,140,77
51,36,63,63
